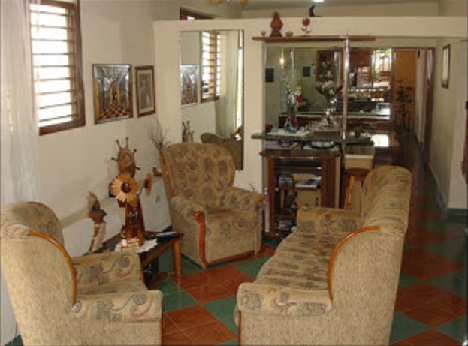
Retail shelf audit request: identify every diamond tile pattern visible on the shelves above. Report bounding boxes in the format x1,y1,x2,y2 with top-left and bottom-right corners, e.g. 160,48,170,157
7,136,467,346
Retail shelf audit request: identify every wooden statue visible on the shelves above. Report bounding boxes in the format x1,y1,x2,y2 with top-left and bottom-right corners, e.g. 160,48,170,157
111,137,140,177
87,192,107,253
270,11,283,38
183,121,194,143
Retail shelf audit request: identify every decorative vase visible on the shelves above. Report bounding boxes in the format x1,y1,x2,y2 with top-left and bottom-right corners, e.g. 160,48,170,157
288,106,298,129
270,11,283,37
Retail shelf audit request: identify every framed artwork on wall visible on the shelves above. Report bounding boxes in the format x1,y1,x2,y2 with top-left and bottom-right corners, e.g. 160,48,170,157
135,66,156,116
265,67,274,83
441,44,450,89
180,65,199,106
92,64,132,123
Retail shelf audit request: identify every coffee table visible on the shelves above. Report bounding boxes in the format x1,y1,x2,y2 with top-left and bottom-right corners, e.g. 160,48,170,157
99,231,183,289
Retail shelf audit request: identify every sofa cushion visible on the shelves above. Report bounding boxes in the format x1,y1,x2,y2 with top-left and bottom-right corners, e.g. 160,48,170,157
255,232,336,290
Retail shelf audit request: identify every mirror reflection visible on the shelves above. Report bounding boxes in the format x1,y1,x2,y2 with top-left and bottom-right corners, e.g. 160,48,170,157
180,30,244,170
265,45,395,132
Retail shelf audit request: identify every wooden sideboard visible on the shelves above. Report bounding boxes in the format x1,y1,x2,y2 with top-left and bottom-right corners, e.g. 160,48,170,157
261,149,340,239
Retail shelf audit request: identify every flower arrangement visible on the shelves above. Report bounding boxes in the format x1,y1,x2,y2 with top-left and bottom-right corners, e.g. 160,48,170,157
316,80,343,104
284,76,304,108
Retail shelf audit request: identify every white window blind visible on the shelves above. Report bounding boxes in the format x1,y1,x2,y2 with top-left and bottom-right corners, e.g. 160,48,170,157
201,31,221,102
30,0,84,134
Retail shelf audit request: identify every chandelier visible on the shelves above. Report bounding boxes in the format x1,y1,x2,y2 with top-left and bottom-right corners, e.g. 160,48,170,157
209,0,249,4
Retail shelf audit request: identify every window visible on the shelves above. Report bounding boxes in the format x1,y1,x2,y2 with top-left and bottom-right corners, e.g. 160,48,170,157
30,0,84,135
201,31,221,102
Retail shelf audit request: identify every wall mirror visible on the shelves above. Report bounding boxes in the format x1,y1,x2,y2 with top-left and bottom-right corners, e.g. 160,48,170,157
180,30,244,170
265,45,343,127
264,40,428,133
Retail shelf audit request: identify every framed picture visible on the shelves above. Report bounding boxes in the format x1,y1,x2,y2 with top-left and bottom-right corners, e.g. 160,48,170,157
302,66,311,78
135,66,156,116
441,44,450,89
180,65,199,106
265,67,274,83
92,64,132,123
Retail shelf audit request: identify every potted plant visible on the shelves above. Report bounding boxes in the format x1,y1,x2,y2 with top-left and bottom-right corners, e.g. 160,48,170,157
395,79,414,130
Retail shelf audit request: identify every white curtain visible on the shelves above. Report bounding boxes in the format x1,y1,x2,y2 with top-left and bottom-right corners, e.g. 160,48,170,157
216,30,239,137
1,0,41,343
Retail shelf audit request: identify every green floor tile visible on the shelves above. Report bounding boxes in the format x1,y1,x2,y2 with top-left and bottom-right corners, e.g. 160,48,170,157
5,336,22,346
398,272,420,289
436,315,467,342
429,269,467,298
180,256,204,274
162,290,197,313
158,277,183,295
204,296,238,333
218,339,238,346
423,219,466,237
233,257,270,279
390,311,429,344
425,237,467,265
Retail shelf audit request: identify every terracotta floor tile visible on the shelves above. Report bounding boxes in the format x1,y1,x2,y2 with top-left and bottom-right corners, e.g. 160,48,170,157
395,282,454,311
404,228,451,247
204,265,249,282
221,275,253,295
402,304,459,327
434,295,467,316
162,331,193,345
184,283,232,303
167,305,217,330
182,320,236,345
408,210,444,222
173,271,209,290
398,329,461,345
401,249,462,279
162,313,180,335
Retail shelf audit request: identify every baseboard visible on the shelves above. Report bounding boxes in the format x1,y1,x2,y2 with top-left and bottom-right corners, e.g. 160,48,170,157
446,208,468,222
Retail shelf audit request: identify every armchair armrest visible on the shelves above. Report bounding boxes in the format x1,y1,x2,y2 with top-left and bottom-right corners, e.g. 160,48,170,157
72,289,162,322
237,282,331,318
170,195,206,221
72,251,141,288
221,187,266,213
297,207,361,240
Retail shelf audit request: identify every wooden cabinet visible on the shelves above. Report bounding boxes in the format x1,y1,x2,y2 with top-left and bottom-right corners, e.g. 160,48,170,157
262,150,340,239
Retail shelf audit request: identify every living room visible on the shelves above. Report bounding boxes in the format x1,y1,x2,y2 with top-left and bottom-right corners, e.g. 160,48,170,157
1,0,467,345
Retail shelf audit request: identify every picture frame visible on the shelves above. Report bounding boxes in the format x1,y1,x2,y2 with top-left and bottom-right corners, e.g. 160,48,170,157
92,64,132,123
265,67,274,83
135,65,156,116
302,66,311,78
441,44,450,89
180,65,199,106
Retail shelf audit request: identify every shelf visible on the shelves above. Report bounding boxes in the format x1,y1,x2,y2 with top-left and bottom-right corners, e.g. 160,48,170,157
252,35,376,43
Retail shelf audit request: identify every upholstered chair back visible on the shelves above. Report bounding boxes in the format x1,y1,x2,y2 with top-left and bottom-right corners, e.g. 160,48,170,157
329,166,411,344
161,143,236,208
1,201,64,244
1,202,77,344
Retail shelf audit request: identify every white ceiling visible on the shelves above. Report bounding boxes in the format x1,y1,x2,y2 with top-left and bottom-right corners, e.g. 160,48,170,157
238,0,442,10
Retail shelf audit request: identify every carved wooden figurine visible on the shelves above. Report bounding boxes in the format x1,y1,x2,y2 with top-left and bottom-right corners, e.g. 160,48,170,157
87,192,107,253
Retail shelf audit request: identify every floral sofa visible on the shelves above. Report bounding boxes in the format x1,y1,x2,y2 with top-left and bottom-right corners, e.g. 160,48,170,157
236,165,412,345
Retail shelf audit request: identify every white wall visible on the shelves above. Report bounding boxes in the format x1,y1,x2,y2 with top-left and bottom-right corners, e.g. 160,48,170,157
431,39,468,210
1,1,178,344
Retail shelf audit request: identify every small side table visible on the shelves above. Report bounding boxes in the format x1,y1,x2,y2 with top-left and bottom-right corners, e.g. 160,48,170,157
99,231,183,289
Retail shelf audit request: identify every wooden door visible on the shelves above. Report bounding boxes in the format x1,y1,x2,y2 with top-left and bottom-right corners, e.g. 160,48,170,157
423,48,435,164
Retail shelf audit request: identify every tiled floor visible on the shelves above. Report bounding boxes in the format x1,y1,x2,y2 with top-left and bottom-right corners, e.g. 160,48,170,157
8,133,467,346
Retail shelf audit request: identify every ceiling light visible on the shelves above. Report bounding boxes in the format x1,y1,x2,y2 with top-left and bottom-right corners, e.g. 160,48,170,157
313,0,324,3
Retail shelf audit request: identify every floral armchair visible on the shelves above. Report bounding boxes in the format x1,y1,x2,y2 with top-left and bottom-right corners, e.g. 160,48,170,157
160,143,266,268
1,202,162,345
